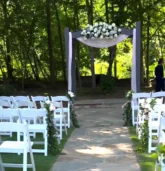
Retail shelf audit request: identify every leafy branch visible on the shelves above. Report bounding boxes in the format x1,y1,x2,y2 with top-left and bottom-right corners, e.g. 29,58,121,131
44,102,59,155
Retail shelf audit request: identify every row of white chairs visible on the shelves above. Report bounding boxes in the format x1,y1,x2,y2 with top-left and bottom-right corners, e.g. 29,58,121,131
132,91,165,126
0,95,71,129
0,108,48,156
131,92,165,154
0,96,72,171
0,100,67,140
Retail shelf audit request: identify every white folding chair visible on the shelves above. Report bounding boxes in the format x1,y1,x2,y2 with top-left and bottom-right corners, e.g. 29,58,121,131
0,100,13,108
137,98,163,140
0,96,13,108
53,101,67,139
155,116,165,171
18,109,48,156
148,105,162,153
132,92,151,126
11,96,34,108
0,108,19,137
0,122,36,171
31,96,49,108
51,96,71,128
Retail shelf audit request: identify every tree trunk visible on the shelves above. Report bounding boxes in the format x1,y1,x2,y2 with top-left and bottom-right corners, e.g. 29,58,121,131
146,15,150,85
73,0,82,88
107,46,117,77
53,1,66,82
46,0,55,86
3,0,14,83
86,0,96,89
114,59,117,78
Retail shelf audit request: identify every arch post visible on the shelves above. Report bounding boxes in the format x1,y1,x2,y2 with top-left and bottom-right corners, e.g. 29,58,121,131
136,21,141,92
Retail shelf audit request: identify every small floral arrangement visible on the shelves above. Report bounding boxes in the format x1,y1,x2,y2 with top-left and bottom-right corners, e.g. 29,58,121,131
44,100,59,154
122,90,133,126
67,91,80,128
68,91,75,102
81,22,122,39
139,98,157,150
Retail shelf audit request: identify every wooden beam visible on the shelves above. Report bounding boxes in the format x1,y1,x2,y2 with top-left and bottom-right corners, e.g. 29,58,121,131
64,27,69,90
72,30,82,39
121,28,133,37
71,40,77,94
136,21,141,92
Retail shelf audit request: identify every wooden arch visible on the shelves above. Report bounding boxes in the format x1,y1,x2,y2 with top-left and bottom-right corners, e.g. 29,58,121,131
64,21,141,94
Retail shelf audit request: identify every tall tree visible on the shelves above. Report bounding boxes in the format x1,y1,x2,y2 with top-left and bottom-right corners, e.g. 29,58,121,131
46,0,55,85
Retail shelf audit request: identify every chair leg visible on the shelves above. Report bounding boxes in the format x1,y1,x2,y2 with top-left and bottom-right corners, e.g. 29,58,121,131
0,154,5,171
60,118,62,139
23,150,27,171
45,130,48,156
29,150,36,171
148,134,151,153
17,131,21,155
68,111,70,128
132,109,135,126
63,117,67,136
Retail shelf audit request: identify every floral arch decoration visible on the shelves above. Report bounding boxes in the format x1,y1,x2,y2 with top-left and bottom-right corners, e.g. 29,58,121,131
64,21,141,95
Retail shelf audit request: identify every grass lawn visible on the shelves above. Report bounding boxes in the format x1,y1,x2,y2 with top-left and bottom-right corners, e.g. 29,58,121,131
1,127,74,171
129,126,161,171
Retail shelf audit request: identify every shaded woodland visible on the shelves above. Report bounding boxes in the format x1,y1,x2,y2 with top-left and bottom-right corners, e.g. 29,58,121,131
0,0,165,94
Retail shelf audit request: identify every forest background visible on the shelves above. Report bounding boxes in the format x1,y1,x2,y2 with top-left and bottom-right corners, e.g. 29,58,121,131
0,0,165,94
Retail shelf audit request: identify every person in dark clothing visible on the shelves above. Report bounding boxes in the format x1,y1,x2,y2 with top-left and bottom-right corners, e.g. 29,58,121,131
155,58,164,92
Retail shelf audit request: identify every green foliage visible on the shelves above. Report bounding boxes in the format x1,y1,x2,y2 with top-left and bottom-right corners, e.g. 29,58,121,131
125,90,134,100
156,143,165,157
122,102,132,126
67,92,80,128
44,103,59,155
122,90,133,126
149,98,157,109
0,84,16,96
100,75,116,93
70,104,80,128
0,0,165,85
140,120,149,150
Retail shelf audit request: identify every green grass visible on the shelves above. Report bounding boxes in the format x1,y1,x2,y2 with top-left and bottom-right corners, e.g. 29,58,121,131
129,126,160,171
1,127,74,171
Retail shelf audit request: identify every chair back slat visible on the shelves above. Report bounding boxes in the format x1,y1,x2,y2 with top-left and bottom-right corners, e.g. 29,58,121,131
31,96,49,108
0,100,12,108
51,96,69,102
0,122,28,132
152,91,165,98
132,92,151,99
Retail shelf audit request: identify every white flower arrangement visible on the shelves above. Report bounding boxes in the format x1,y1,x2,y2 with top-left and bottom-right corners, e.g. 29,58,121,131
68,91,74,98
44,100,56,111
81,22,122,39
